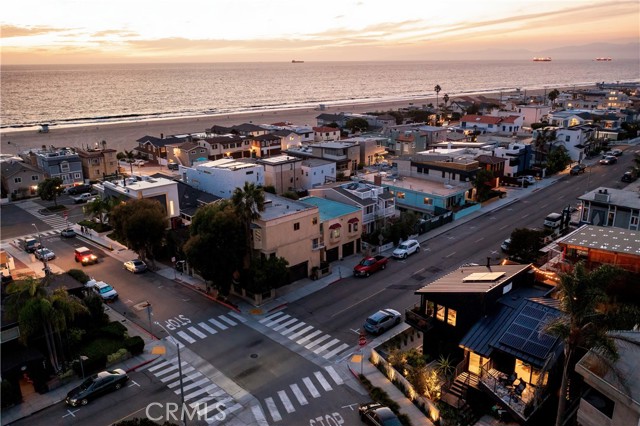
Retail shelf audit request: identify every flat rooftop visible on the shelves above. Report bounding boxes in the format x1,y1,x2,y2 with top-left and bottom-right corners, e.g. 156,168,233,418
416,264,532,294
359,171,470,197
300,196,360,221
578,187,640,210
260,194,317,221
195,158,257,171
557,225,640,256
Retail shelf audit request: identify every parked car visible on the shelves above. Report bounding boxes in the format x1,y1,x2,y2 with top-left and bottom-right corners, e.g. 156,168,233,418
392,240,420,259
66,184,93,195
610,149,623,157
621,171,638,183
71,193,95,204
364,309,401,335
133,159,146,166
353,255,388,277
23,238,41,253
500,238,511,253
123,259,147,273
75,246,98,265
92,281,118,301
569,164,587,175
359,402,402,426
599,155,617,165
66,369,129,407
60,228,77,238
516,175,536,185
34,248,56,261
167,162,179,170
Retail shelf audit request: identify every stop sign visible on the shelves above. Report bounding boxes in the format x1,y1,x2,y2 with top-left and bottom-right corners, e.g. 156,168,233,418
358,333,367,347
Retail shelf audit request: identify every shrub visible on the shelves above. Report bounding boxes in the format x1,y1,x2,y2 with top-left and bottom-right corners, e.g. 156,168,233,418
107,348,129,364
124,336,145,355
72,354,107,377
100,321,127,339
68,269,90,284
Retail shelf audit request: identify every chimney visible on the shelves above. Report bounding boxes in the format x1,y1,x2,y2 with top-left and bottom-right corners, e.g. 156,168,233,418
374,175,382,186
160,133,164,139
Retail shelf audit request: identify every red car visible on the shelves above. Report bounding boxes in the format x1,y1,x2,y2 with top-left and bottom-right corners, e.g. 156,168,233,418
353,255,388,277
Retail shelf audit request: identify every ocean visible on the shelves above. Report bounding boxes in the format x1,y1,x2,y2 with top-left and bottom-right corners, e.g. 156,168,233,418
1,60,638,130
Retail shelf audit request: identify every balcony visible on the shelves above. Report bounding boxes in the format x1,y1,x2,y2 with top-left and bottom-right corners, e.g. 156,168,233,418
405,305,434,333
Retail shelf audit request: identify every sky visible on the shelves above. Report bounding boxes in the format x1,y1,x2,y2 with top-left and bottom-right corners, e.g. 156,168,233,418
1,0,639,64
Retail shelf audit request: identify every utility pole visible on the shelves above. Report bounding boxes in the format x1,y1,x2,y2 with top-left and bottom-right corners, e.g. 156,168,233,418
32,223,49,275
155,322,186,426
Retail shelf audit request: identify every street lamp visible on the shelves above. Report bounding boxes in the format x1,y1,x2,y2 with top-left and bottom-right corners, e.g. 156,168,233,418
155,321,186,426
79,355,88,379
31,223,49,275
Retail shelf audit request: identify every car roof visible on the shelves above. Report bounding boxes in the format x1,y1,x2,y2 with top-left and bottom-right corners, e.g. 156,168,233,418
373,406,398,420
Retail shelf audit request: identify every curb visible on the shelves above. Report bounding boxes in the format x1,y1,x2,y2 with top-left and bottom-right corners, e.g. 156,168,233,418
173,279,241,313
125,356,161,374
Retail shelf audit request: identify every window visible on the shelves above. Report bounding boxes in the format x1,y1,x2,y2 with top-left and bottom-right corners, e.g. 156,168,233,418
423,197,432,205
607,211,615,226
312,217,318,225
349,222,358,233
397,192,405,199
74,173,81,179
447,308,457,326
31,175,39,181
293,222,300,231
14,177,22,183
436,305,445,322
442,171,446,178
60,161,70,172
330,228,340,239
630,214,639,228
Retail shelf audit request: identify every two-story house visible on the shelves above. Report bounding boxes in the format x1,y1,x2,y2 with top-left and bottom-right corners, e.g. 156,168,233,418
256,155,303,194
136,134,187,161
0,161,46,199
181,158,264,199
300,159,336,190
250,133,282,158
577,187,640,231
33,148,84,186
300,196,363,262
286,141,360,178
312,126,341,142
460,115,523,134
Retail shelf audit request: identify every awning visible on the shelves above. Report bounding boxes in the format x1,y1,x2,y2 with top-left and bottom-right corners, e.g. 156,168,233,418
347,218,359,224
328,223,342,229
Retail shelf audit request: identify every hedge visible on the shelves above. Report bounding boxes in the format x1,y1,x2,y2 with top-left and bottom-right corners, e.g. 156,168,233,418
68,269,90,284
124,336,145,355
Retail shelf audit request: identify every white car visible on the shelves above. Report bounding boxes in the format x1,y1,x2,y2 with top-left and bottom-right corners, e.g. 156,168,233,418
34,248,56,261
516,175,536,185
92,281,118,302
392,239,420,259
123,259,147,273
133,159,146,166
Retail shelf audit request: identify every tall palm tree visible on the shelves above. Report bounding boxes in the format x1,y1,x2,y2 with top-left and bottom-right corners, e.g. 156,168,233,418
231,182,265,269
84,196,120,225
442,93,450,121
545,262,632,426
434,85,442,125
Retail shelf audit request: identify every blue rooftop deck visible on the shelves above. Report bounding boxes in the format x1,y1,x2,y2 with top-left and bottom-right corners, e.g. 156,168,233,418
301,196,360,221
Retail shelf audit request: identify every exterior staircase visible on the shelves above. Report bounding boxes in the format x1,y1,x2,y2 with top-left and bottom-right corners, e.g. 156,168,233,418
444,372,482,426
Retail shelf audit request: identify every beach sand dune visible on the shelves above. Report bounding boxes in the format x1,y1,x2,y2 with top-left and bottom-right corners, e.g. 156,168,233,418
0,87,582,156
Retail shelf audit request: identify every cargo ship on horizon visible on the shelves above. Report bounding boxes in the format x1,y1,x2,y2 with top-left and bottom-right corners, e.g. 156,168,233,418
532,57,552,62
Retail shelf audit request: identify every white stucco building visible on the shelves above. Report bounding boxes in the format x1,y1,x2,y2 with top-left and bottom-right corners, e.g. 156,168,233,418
181,158,264,198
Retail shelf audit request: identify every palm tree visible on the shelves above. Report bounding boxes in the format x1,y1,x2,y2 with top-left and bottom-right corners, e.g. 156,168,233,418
434,85,442,125
124,149,136,175
442,93,450,121
231,182,265,269
84,196,120,225
544,262,633,426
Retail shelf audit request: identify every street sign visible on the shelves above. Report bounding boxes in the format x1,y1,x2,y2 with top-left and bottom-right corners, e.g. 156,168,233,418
358,332,367,347
63,211,68,219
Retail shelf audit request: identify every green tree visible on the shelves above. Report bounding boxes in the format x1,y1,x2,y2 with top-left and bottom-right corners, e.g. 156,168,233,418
473,169,494,202
5,278,87,372
544,262,639,426
534,127,557,166
84,195,120,225
508,227,549,263
183,201,245,295
247,256,289,293
433,84,442,125
110,198,166,265
37,177,64,207
345,118,369,133
231,182,265,269
545,146,572,174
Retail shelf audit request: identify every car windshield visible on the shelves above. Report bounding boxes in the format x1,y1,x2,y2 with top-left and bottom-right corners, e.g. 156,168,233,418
397,244,408,250
382,417,403,426
100,286,114,294
79,376,96,391
361,259,375,266
133,261,143,266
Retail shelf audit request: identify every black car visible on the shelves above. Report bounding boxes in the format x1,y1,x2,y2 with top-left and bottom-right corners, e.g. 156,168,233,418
621,171,638,183
569,164,587,175
66,184,93,195
66,369,129,406
359,402,402,426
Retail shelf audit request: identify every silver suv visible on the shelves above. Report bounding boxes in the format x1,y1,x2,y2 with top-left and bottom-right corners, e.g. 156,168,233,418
392,239,420,259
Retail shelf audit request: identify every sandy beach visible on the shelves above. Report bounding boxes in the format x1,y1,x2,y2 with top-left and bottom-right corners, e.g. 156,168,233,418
0,86,589,156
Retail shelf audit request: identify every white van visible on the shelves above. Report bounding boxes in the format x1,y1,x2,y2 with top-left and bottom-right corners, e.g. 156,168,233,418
543,212,563,229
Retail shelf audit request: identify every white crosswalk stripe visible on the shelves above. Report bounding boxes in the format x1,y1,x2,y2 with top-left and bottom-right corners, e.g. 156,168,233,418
314,371,333,391
278,390,295,413
290,383,308,405
287,325,313,340
281,321,306,336
227,311,247,323
324,366,344,385
188,326,207,339
208,318,228,330
251,405,269,426
265,397,282,422
272,317,297,331
198,322,218,335
218,315,237,326
322,343,350,359
296,329,322,345
302,377,321,398
305,334,331,350
177,330,196,344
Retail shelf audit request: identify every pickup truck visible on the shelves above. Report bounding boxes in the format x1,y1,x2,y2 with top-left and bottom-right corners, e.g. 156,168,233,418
71,193,95,204
353,255,388,277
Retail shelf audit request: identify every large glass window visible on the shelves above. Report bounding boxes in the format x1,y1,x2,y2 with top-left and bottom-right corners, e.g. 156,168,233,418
447,308,457,326
436,305,445,322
